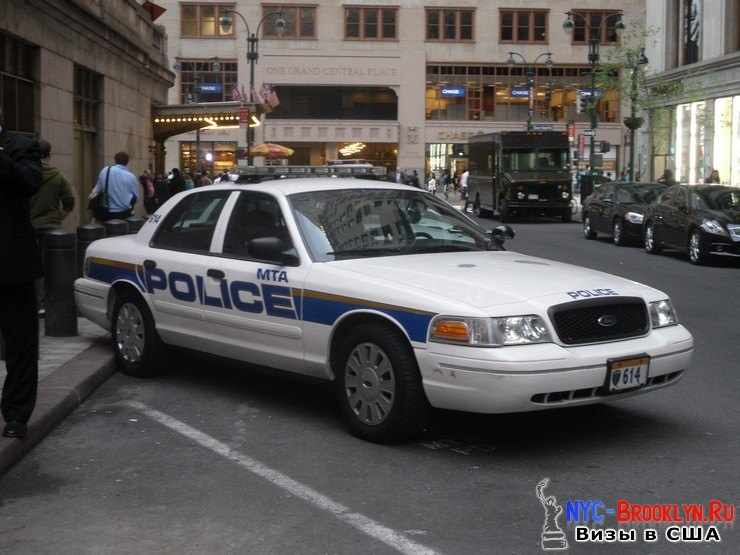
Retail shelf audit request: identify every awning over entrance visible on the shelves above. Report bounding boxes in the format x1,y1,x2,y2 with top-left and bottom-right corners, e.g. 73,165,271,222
151,101,256,142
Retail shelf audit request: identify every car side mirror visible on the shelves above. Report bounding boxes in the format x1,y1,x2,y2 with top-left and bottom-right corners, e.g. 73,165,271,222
248,237,297,265
490,225,515,249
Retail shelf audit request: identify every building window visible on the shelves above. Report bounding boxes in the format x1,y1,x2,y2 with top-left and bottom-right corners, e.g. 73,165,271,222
263,5,316,38
74,65,101,132
570,10,621,44
0,32,37,134
500,10,548,43
181,4,235,38
180,59,238,103
682,0,701,64
425,63,619,124
426,9,474,41
180,141,237,174
345,7,398,40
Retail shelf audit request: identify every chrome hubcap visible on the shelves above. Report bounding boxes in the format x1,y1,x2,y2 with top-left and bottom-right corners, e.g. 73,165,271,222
584,217,591,236
344,342,396,426
116,302,145,363
689,233,701,261
645,226,654,250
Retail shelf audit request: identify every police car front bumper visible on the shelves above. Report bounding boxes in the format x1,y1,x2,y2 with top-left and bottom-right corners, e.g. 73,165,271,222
415,324,693,413
74,278,111,331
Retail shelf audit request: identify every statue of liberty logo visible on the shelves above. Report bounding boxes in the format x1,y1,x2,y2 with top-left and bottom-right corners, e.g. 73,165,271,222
536,478,568,551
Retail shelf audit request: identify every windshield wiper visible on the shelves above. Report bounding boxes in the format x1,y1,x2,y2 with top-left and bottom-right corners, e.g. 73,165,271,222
406,243,483,253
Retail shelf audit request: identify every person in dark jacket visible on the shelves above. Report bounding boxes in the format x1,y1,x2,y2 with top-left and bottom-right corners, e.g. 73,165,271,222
0,107,43,439
30,140,75,228
168,168,186,196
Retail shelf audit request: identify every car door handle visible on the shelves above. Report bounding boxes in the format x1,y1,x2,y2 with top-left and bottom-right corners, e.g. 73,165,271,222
143,259,157,270
207,269,225,280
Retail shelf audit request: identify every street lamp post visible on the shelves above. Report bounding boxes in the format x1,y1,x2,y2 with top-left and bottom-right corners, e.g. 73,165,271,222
219,10,286,166
625,48,649,181
506,52,553,131
563,12,625,176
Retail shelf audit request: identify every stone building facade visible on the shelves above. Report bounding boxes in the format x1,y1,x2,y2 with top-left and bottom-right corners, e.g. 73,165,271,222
154,0,644,179
1,0,174,227
645,0,740,186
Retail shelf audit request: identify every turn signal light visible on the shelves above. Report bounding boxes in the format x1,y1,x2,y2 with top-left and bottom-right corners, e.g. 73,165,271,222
431,319,470,342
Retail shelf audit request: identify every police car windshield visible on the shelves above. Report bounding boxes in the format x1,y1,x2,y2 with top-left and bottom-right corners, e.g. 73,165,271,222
289,189,490,262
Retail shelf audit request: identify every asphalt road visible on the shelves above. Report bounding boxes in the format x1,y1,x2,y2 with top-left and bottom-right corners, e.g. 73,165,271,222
1,219,739,555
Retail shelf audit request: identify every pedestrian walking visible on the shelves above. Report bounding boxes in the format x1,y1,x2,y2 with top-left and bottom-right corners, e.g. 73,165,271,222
0,107,43,439
31,139,76,316
704,169,720,183
139,168,157,214
184,172,195,190
441,170,450,200
197,171,213,187
427,173,437,196
460,168,469,200
657,168,677,186
31,140,75,228
89,152,138,221
153,173,170,208
168,168,187,196
410,170,421,188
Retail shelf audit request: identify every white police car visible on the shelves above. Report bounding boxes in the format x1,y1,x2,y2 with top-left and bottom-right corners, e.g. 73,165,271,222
75,179,694,443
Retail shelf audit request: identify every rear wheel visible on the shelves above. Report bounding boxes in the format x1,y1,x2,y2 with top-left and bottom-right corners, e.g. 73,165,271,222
111,290,165,378
499,201,510,223
335,323,428,443
613,218,625,246
644,221,661,254
688,229,710,265
583,214,596,239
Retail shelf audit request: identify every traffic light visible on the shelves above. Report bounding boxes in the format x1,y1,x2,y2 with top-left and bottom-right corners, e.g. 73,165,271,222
577,92,589,114
600,141,611,154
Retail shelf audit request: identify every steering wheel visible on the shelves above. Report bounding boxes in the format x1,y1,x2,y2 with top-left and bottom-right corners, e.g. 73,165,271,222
414,232,433,239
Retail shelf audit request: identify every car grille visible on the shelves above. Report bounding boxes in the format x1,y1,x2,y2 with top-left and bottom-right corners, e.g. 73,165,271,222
549,297,649,345
530,371,684,404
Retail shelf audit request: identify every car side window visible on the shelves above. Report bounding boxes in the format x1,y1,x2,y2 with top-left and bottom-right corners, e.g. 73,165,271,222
151,191,231,252
223,192,296,260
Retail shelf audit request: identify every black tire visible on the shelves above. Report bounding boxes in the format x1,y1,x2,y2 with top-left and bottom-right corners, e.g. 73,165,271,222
334,322,428,443
688,229,710,265
582,214,597,239
644,221,661,254
613,218,626,246
111,289,165,378
561,207,573,223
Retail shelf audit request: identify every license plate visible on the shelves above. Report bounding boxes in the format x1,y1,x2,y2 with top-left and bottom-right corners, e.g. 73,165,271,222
528,194,539,200
607,356,650,392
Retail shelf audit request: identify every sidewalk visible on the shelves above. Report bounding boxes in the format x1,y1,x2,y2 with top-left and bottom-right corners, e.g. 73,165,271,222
0,318,115,474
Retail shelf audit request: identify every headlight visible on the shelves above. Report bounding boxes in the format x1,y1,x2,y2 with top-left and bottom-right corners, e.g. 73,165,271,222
430,315,552,346
561,191,570,199
624,211,644,224
649,300,678,328
700,219,728,236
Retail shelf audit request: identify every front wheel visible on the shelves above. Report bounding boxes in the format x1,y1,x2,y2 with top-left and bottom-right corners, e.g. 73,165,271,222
111,290,165,378
335,323,428,443
613,219,625,246
688,229,710,265
583,215,597,239
644,221,661,254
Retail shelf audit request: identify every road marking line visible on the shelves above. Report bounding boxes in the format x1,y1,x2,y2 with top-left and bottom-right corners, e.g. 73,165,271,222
124,401,441,555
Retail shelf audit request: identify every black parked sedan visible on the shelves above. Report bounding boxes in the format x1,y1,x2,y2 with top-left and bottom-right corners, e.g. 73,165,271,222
643,185,740,264
582,182,667,245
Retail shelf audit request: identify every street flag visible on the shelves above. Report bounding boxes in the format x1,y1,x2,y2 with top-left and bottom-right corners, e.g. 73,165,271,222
232,87,242,102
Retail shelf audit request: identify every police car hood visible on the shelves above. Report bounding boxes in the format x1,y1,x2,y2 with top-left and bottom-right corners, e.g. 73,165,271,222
331,250,659,310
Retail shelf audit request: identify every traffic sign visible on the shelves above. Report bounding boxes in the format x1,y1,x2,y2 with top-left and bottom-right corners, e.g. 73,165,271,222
582,129,596,137
511,86,531,98
239,106,250,124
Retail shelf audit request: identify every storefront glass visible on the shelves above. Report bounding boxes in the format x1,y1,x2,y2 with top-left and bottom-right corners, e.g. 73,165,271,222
179,141,237,174
713,97,732,184
425,143,468,177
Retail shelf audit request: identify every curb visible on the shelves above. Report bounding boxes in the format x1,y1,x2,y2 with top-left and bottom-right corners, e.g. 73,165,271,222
0,341,115,475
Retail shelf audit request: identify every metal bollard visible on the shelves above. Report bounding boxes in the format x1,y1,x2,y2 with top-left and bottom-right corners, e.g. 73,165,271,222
104,219,129,237
77,224,105,278
44,230,78,337
126,216,146,234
